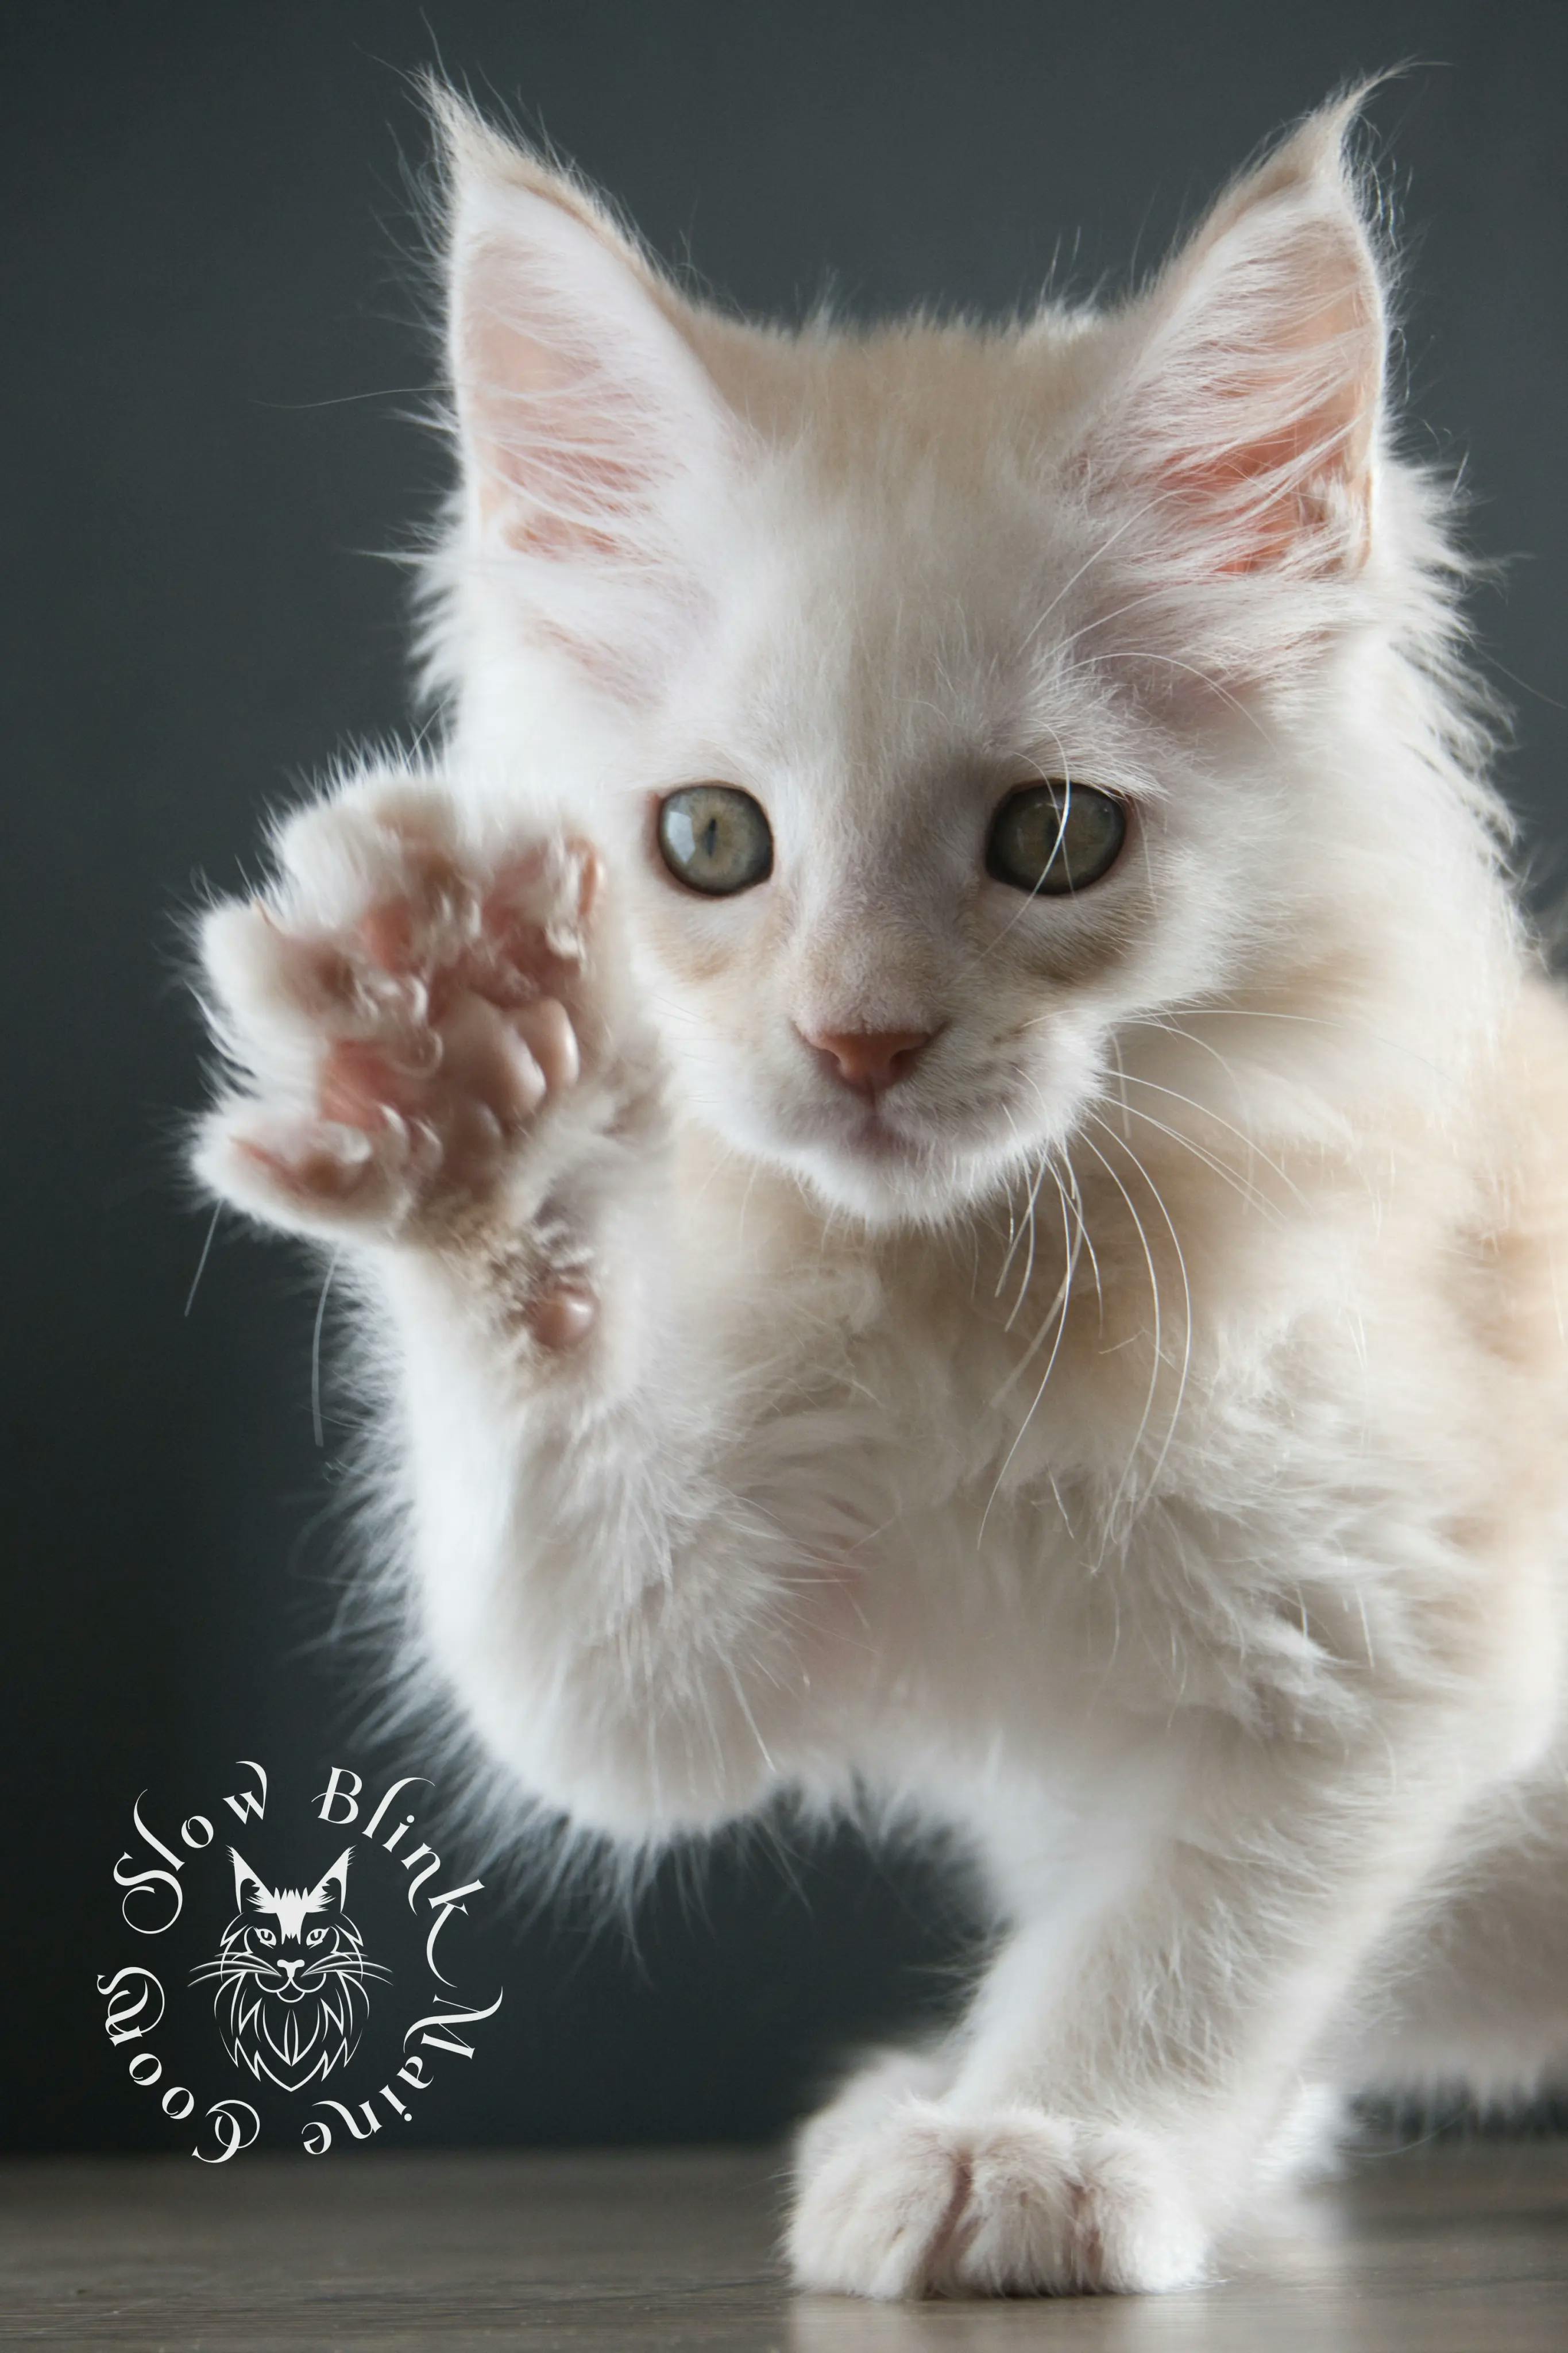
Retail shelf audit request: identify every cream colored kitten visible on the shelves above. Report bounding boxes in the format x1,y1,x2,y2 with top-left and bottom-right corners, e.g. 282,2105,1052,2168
191,88,1568,2297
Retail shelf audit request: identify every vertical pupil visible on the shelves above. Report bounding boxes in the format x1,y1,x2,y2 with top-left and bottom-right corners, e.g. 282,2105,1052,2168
701,816,720,859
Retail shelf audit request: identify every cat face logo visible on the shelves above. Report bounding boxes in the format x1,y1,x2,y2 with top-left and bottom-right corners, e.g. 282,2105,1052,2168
190,1845,389,2094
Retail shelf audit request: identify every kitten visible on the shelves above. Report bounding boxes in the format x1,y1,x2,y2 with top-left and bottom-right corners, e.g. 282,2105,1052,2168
190,86,1568,2296
190,1848,386,2093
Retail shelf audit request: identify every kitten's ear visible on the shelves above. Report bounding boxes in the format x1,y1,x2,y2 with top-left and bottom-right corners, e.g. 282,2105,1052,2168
435,92,738,691
1090,98,1386,580
311,1848,353,1913
230,1849,269,1915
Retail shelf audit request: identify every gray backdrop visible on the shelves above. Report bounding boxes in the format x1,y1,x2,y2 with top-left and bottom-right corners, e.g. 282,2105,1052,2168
5,1,1564,2152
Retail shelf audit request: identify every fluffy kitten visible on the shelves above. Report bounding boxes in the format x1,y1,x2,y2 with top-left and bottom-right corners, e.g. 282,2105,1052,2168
191,87,1568,2296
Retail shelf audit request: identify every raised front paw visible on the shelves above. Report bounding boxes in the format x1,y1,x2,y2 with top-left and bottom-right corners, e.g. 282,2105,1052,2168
788,2096,1210,2299
194,767,643,1322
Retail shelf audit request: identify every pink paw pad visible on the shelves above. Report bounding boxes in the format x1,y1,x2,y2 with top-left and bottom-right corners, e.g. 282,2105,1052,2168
197,792,605,1244
527,1284,597,1351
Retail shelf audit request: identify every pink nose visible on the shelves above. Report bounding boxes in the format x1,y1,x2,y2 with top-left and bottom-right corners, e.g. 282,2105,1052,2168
799,1025,935,1093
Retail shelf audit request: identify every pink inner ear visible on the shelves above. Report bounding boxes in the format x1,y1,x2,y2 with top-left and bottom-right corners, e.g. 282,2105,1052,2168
461,243,671,561
1161,368,1372,576
1127,214,1381,578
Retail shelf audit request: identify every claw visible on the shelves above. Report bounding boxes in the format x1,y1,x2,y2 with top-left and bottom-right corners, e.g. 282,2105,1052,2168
512,998,579,1095
321,1039,426,1125
233,1117,377,1202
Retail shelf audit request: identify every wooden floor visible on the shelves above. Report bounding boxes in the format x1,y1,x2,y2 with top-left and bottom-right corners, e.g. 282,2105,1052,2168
3,2142,1566,2350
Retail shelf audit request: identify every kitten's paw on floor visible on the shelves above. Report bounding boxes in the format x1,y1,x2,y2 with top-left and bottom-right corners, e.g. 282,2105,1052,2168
194,772,625,1328
787,2097,1209,2298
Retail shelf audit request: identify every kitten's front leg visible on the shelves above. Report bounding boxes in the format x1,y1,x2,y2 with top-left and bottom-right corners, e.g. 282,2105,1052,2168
789,1721,1483,2298
195,762,840,1835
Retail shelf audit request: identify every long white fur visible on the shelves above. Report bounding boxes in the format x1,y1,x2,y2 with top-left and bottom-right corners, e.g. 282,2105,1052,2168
191,87,1568,2297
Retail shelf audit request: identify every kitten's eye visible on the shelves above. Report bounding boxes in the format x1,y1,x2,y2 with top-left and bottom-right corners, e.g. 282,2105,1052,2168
985,781,1125,895
657,786,773,896
307,1928,326,1946
256,1930,275,1947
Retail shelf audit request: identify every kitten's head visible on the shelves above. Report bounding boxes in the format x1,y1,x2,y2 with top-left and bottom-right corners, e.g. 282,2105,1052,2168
430,93,1494,1226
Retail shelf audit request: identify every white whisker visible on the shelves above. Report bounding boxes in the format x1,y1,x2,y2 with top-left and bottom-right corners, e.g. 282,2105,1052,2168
1085,1113,1194,1513
184,1201,222,1318
981,1157,1082,1542
1111,1071,1308,1207
1091,1092,1280,1222
311,1249,340,1450
990,1167,1079,1405
1073,1124,1169,1548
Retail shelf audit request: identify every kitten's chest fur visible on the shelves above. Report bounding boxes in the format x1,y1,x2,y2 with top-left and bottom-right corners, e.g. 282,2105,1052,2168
667,1068,1568,1779
671,1112,1277,1505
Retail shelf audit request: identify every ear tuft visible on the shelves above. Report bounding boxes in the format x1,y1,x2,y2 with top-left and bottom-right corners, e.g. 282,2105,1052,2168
1094,95,1388,581
433,88,734,693
429,81,650,289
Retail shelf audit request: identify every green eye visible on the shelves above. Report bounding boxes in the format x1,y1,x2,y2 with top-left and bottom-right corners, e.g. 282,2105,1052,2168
657,785,773,896
986,781,1125,895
